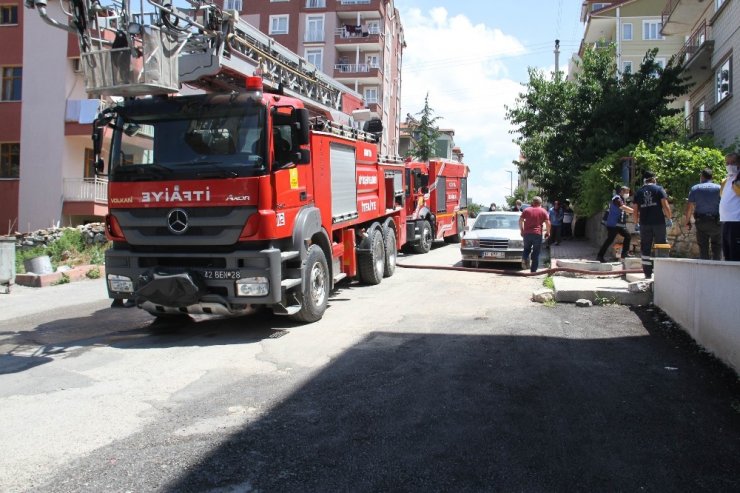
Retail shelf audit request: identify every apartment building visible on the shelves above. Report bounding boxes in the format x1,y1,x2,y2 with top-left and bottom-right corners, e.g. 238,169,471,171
398,116,462,162
229,0,405,157
0,1,106,234
662,0,739,147
572,0,685,77
0,0,22,233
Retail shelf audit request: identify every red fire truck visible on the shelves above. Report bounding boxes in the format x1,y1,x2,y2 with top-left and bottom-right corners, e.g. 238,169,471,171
404,159,469,253
26,0,407,323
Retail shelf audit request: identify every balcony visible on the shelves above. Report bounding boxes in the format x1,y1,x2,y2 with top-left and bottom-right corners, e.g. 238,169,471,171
685,110,711,138
662,0,709,36
676,21,713,81
333,64,381,83
335,26,381,48
62,177,108,217
336,0,384,16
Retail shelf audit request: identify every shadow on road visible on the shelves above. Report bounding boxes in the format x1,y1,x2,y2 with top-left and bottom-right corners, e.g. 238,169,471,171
153,330,740,492
0,285,353,375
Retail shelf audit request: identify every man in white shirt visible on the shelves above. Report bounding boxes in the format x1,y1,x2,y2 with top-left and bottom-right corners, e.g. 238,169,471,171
719,153,740,261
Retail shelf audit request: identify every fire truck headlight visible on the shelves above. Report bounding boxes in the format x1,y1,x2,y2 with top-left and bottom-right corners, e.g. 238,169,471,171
462,238,479,248
509,239,524,248
236,277,269,297
108,274,134,293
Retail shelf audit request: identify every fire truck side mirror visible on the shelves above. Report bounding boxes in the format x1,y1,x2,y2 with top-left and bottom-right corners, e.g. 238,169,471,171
294,148,310,165
295,109,310,146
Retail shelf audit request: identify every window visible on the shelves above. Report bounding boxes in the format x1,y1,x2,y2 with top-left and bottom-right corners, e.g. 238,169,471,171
84,148,96,178
305,48,323,70
367,20,380,35
366,55,379,68
591,3,610,11
269,15,289,35
643,20,663,40
1,67,21,101
716,57,732,104
306,0,326,7
305,15,324,42
0,143,20,179
364,87,378,104
1,5,18,24
622,61,633,74
622,23,632,41
716,0,726,9
223,0,242,10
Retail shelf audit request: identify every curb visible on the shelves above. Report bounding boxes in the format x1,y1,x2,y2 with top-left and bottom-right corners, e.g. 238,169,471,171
15,265,105,288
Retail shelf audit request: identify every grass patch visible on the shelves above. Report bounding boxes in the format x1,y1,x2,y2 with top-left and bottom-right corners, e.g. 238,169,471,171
53,273,71,285
543,275,555,290
15,229,109,274
86,266,101,279
543,299,557,308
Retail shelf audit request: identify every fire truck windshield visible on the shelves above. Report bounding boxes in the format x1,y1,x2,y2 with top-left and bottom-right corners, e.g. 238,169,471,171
110,100,266,182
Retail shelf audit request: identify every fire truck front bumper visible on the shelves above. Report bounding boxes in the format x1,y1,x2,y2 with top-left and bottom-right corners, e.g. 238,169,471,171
105,247,288,314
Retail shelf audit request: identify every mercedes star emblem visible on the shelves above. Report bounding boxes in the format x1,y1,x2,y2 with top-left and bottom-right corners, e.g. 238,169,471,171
167,209,189,234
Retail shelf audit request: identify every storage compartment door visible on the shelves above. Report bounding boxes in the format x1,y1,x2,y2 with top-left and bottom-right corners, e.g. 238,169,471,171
331,143,358,222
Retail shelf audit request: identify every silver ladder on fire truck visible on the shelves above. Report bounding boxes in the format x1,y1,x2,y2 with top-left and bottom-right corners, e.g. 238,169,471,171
24,0,361,119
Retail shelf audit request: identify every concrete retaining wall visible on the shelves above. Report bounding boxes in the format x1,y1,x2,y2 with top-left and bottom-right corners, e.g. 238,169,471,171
654,258,740,374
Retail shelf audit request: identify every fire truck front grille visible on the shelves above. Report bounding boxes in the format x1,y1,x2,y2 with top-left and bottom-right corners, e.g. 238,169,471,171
480,239,509,249
138,257,227,269
114,206,256,246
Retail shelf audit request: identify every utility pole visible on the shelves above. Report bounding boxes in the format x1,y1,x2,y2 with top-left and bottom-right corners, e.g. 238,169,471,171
506,170,513,196
554,39,560,79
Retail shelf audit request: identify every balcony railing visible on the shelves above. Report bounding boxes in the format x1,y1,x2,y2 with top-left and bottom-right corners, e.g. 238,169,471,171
335,25,381,38
676,21,709,64
685,110,711,137
334,63,380,73
661,0,679,26
63,177,108,204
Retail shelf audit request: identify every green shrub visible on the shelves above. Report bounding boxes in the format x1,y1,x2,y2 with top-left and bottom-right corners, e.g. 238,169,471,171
86,266,101,279
631,141,726,209
54,273,71,285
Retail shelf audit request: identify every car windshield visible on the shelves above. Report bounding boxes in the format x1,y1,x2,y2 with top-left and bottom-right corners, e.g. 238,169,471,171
473,215,519,230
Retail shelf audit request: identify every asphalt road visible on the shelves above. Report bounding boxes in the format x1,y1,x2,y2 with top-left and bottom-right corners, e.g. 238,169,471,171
0,243,738,492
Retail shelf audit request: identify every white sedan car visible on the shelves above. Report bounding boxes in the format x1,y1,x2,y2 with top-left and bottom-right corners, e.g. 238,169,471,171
460,211,524,267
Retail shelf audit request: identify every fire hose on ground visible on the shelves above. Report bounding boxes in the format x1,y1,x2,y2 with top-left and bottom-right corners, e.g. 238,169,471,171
396,261,644,278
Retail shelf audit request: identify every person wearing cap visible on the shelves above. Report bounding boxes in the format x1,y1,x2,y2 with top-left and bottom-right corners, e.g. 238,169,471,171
597,185,633,262
719,152,740,260
684,168,721,260
633,171,672,279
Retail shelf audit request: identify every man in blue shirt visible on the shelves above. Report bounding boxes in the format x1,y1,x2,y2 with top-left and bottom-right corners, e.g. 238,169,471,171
597,185,633,262
684,168,721,260
633,170,672,279
548,200,564,246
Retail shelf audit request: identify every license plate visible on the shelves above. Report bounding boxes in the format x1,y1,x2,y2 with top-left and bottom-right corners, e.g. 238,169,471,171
202,269,242,280
483,251,505,258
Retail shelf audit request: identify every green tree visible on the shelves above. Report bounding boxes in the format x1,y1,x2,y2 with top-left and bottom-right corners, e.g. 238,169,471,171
505,187,539,208
408,93,441,161
506,46,690,202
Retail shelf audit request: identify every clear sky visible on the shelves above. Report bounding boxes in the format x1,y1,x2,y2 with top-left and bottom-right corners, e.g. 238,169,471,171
396,0,586,207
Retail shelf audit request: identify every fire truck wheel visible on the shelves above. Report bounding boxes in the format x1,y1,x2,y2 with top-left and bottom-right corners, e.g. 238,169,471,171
383,226,397,278
290,244,329,323
412,220,432,254
359,227,385,285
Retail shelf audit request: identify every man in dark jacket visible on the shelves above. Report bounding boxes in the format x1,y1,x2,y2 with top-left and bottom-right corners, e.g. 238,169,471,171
633,171,672,279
